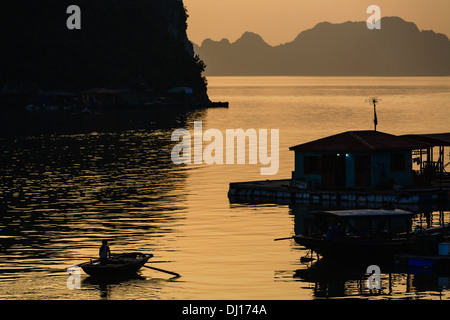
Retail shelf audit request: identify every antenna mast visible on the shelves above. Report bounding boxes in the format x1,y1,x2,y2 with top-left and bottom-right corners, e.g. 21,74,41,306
365,97,382,131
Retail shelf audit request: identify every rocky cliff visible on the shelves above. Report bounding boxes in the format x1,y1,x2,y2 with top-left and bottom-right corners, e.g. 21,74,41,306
0,0,209,102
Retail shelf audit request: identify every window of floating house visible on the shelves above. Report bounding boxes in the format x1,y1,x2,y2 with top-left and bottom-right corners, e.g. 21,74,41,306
321,155,335,173
304,156,320,174
390,153,406,172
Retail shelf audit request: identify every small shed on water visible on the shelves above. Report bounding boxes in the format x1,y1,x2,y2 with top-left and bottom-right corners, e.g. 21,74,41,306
289,130,432,189
39,90,78,107
81,88,120,106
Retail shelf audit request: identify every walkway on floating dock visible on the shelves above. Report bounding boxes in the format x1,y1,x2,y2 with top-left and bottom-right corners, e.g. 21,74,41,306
228,179,449,206
394,252,450,274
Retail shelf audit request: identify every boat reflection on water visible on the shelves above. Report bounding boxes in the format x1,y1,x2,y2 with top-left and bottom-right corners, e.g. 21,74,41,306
82,273,147,299
292,255,450,299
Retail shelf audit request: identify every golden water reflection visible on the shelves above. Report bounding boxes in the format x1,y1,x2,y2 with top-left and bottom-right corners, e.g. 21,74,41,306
0,77,449,299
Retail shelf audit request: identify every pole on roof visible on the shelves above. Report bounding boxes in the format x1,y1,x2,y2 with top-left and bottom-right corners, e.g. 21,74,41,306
365,97,381,131
373,99,378,131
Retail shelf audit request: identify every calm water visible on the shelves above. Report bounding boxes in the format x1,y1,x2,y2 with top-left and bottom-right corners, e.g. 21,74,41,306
0,76,449,300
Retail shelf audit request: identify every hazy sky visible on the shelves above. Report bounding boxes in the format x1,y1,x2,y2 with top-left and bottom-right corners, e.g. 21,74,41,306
184,0,450,46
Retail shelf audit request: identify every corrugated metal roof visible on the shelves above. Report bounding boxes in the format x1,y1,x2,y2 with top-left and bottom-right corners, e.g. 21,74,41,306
289,130,432,152
320,209,413,218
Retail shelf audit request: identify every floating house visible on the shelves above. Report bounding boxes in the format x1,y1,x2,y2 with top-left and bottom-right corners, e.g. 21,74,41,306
39,90,78,107
81,88,120,106
228,130,450,206
289,130,432,190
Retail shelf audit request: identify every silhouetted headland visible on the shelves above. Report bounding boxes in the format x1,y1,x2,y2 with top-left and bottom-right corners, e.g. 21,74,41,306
194,17,450,76
0,0,213,109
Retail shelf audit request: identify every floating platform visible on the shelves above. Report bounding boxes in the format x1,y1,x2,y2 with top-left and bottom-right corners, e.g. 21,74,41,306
228,179,448,207
140,101,229,109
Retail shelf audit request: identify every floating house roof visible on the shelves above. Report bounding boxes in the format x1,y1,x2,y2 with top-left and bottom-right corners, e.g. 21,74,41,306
319,209,413,218
289,130,432,152
39,90,77,97
81,88,119,94
400,133,450,147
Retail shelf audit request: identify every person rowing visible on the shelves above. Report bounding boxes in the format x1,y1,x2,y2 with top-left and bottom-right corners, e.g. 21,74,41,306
99,239,111,265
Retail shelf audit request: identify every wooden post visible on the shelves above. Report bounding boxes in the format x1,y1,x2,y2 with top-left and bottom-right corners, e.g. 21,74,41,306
406,217,410,240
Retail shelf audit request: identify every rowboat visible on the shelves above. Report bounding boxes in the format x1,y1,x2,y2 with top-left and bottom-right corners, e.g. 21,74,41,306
78,252,153,277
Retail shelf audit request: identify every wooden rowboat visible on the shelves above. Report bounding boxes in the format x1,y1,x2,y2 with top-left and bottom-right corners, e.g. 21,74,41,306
78,252,153,277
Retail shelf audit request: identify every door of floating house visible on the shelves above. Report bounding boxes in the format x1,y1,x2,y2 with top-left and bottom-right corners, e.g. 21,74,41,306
321,154,346,188
354,155,372,187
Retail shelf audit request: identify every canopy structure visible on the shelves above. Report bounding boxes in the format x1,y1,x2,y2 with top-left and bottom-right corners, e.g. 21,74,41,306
401,133,450,176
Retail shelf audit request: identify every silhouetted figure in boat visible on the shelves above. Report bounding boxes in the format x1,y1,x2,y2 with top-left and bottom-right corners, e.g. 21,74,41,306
99,240,111,265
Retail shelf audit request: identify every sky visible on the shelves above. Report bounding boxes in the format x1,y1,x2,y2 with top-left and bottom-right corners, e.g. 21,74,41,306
183,0,450,46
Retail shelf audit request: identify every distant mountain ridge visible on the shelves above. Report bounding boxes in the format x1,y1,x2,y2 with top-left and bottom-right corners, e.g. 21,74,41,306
194,17,450,76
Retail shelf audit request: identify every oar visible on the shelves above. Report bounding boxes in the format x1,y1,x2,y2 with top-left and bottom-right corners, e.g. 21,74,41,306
274,236,294,241
143,265,180,278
